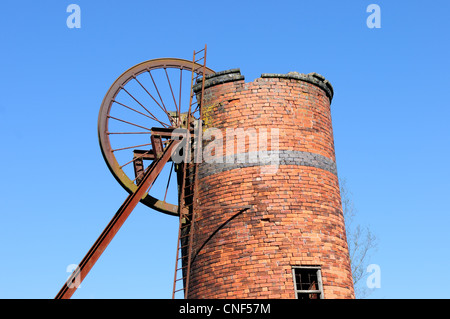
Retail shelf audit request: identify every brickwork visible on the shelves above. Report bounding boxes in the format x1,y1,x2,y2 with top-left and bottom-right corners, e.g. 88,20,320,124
188,69,354,299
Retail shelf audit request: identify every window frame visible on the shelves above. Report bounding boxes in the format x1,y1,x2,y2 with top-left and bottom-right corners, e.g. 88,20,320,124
292,266,324,299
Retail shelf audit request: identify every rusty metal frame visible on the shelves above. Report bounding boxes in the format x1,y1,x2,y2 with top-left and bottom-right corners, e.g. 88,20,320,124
55,139,180,299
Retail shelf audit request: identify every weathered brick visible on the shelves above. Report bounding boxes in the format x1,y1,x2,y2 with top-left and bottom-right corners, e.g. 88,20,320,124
188,69,354,299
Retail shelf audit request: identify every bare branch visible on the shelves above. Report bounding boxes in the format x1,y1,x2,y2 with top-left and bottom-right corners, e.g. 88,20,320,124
339,178,378,298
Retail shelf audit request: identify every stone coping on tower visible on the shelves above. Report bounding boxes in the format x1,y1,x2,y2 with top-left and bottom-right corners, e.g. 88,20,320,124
193,68,244,92
194,68,334,101
261,72,334,101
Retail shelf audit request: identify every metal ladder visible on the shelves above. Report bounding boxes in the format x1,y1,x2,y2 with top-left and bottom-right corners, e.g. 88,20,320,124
172,45,207,299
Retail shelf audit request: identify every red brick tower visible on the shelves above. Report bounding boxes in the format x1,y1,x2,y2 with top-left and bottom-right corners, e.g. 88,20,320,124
188,69,354,299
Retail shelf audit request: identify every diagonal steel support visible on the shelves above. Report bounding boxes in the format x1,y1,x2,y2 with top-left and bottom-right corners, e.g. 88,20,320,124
55,139,179,299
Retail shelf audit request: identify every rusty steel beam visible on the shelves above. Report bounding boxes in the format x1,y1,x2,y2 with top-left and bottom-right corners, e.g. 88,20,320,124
151,127,191,138
55,139,179,299
151,134,164,158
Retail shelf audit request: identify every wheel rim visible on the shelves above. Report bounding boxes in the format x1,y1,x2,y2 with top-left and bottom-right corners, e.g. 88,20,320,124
98,58,215,216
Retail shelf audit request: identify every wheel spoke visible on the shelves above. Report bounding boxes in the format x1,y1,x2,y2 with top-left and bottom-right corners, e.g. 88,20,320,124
113,100,169,128
132,163,161,188
107,115,152,131
120,87,170,128
112,143,152,152
119,150,152,169
133,76,175,124
164,68,179,116
148,70,168,119
107,132,152,135
132,169,145,184
178,69,183,120
164,162,175,202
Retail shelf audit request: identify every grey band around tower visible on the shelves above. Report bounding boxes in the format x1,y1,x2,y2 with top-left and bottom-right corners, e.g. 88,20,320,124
198,150,337,179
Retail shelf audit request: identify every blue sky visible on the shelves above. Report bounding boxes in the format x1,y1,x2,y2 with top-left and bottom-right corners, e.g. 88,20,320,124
0,1,449,299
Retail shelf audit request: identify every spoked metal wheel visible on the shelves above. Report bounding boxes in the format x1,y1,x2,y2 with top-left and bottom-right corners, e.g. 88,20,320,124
98,58,214,216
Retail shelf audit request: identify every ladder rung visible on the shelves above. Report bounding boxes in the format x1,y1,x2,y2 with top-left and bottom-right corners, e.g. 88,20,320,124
183,172,195,177
177,257,189,264
175,263,186,269
175,262,187,269
193,64,204,71
179,231,191,237
176,265,188,270
180,223,191,229
177,247,190,254
176,257,188,264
